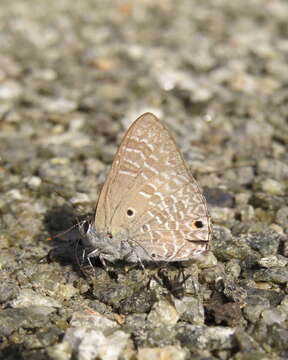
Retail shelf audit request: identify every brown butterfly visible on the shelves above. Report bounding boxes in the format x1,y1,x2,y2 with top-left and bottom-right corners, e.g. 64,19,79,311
80,113,212,265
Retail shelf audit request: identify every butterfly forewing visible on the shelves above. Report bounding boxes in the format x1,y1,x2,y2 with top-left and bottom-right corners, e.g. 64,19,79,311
95,112,211,262
95,113,165,234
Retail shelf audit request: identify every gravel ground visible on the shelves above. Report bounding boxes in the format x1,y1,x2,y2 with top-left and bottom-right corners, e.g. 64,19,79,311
1,0,288,359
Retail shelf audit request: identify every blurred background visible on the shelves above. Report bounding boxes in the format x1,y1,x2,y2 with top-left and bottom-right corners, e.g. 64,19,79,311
1,0,287,228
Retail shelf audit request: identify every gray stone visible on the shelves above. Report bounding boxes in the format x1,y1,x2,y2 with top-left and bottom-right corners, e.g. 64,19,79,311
0,307,53,337
257,255,288,268
212,226,256,262
0,281,19,303
176,324,235,351
46,342,72,360
260,178,285,196
69,311,119,334
174,296,205,325
64,328,129,360
243,231,281,256
243,297,270,324
148,300,179,326
11,289,62,308
138,346,187,360
253,268,288,284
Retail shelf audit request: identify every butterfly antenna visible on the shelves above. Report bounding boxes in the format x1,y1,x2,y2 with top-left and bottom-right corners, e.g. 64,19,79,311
47,222,81,242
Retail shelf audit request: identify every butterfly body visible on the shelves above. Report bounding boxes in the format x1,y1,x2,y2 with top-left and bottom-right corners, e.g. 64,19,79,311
81,225,153,263
81,113,212,263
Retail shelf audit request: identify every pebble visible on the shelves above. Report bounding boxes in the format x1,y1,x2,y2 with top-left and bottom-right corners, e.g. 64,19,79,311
174,296,204,325
64,328,129,360
147,300,179,326
176,324,235,351
10,289,62,309
258,255,288,268
0,80,22,99
260,178,285,196
138,346,187,360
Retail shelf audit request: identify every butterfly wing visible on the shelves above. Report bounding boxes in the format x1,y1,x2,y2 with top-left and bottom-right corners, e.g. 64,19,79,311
95,113,211,261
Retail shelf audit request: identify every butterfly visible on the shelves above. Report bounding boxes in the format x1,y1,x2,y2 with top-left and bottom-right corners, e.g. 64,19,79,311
80,113,212,265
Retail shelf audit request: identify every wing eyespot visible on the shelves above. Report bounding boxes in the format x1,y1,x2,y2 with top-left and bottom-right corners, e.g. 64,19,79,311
192,220,204,229
127,208,135,217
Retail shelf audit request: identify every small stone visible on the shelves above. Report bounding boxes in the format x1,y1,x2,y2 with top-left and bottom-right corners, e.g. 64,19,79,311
138,345,187,360
210,207,235,225
249,192,285,212
64,328,129,360
221,278,247,303
0,249,17,268
47,342,72,360
100,145,117,163
260,178,285,196
84,158,105,176
59,283,79,300
212,228,254,262
23,176,42,189
203,188,234,208
120,287,156,314
261,308,287,325
24,326,62,349
196,251,218,269
234,329,263,353
253,268,288,284
243,231,281,256
0,307,53,337
0,281,19,303
243,295,270,324
42,98,77,114
258,159,288,181
7,189,23,201
10,289,62,309
176,324,235,351
205,302,243,327
200,263,225,284
235,193,251,206
148,300,179,326
257,255,288,268
246,288,285,307
276,206,288,229
29,271,79,301
174,296,204,325
70,310,119,333
225,260,242,278
268,324,288,351
0,233,10,249
69,192,91,205
0,80,22,99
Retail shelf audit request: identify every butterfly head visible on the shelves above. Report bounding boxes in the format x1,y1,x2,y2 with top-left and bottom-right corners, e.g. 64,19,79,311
79,219,122,262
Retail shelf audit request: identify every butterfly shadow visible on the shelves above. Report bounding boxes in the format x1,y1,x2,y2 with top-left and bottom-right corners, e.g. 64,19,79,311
42,205,98,272
41,205,141,278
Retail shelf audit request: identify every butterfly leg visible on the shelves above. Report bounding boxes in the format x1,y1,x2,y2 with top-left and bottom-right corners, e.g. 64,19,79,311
81,249,86,266
87,249,99,269
99,254,114,273
122,247,146,271
136,256,146,271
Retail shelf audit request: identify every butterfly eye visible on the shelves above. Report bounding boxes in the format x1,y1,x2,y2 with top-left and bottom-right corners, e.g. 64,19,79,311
127,208,135,217
192,220,204,229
